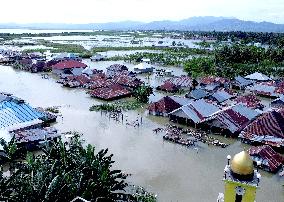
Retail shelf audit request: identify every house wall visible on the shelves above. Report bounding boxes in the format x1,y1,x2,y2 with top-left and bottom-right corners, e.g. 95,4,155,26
149,111,168,117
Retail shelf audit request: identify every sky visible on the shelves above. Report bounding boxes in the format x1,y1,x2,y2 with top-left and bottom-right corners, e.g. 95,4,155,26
2,0,284,24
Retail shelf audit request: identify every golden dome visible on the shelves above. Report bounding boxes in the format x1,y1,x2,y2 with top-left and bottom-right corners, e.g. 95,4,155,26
231,151,254,175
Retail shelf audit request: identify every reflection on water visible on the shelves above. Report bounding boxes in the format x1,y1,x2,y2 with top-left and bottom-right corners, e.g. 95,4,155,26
0,65,283,202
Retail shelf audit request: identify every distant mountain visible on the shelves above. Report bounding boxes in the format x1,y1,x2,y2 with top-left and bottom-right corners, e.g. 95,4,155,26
189,19,284,32
1,17,284,33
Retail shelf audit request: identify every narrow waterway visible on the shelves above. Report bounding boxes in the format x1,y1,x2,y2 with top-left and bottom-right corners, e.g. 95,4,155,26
0,65,283,202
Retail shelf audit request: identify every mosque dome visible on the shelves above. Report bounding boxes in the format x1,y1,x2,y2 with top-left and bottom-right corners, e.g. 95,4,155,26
231,151,254,176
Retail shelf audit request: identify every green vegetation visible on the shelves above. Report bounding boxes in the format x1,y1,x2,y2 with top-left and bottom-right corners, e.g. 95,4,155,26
184,43,284,78
133,85,153,103
132,186,157,202
0,133,127,201
45,107,60,114
184,57,215,78
90,100,144,112
22,48,50,53
0,133,157,201
91,46,164,53
38,40,87,54
124,48,208,66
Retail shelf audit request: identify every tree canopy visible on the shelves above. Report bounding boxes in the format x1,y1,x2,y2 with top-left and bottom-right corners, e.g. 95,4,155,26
0,133,129,202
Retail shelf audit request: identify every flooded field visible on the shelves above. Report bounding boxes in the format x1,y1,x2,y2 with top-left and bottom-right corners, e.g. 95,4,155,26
0,64,283,202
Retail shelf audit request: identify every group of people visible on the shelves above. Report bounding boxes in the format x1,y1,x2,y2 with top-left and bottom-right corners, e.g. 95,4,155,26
154,124,229,148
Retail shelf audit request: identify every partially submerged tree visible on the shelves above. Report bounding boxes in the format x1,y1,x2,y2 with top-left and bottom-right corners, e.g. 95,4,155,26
133,85,153,103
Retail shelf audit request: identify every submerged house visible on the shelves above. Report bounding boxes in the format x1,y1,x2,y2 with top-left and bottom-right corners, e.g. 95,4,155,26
157,81,179,93
89,84,131,101
239,108,284,149
208,89,234,103
246,83,278,98
52,60,87,76
112,74,143,89
62,75,91,88
0,97,44,132
90,54,105,61
169,99,220,127
87,77,111,90
271,96,284,108
53,53,81,62
148,96,182,117
207,104,260,137
133,63,154,73
248,145,284,173
106,64,128,78
235,94,264,109
157,76,192,93
232,76,253,90
11,127,60,148
200,76,230,91
15,58,33,70
168,76,192,88
186,88,209,100
148,96,191,117
245,72,272,82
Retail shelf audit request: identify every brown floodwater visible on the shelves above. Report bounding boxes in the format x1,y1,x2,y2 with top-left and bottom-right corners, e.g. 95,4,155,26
0,65,283,202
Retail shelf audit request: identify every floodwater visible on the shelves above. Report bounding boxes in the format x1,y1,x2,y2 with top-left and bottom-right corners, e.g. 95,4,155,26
29,34,201,50
0,65,283,202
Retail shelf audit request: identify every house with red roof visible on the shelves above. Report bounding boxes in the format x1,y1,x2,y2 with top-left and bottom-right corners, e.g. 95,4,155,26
239,108,284,149
62,75,91,88
157,81,179,93
235,94,264,109
148,96,182,117
248,145,284,173
52,60,87,76
89,84,131,101
206,104,260,137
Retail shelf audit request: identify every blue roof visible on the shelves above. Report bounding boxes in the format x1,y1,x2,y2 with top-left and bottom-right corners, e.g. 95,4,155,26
169,96,192,106
0,101,44,130
234,76,253,87
232,104,260,120
188,89,208,100
247,84,277,97
211,90,233,103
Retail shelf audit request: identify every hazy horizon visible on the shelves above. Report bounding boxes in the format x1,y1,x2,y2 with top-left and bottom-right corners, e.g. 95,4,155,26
1,0,284,24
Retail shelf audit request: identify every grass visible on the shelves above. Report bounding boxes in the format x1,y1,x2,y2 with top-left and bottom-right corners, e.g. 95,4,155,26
89,100,145,112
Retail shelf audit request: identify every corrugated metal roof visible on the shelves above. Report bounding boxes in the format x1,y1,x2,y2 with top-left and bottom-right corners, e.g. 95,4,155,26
168,76,192,87
245,72,271,81
249,145,284,172
211,89,233,103
247,84,278,97
212,104,260,133
0,101,44,130
240,109,284,145
233,104,260,120
52,60,87,70
170,99,220,123
187,89,208,100
170,96,192,106
148,96,182,114
234,76,253,87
